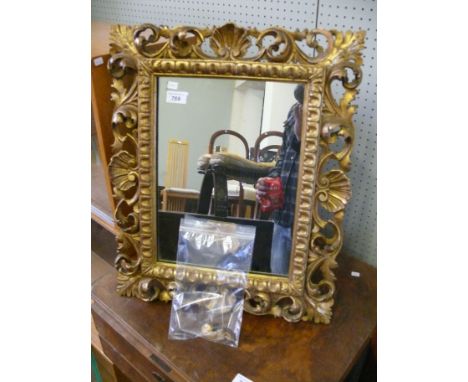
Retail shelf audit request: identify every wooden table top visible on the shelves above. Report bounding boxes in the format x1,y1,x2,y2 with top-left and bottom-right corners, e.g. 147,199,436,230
92,255,376,382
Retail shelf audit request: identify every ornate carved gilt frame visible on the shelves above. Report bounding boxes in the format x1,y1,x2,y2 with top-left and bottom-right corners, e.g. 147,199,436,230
108,23,365,323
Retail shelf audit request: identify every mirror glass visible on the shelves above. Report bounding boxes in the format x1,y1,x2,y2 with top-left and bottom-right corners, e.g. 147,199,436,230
155,76,304,276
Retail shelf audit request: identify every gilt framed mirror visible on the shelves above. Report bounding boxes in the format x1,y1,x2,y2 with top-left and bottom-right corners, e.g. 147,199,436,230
108,23,365,323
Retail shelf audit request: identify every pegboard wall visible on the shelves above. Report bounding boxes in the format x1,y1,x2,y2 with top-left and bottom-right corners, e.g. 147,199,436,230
92,0,377,267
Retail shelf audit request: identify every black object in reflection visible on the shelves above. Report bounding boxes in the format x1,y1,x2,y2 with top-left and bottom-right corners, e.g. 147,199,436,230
157,211,273,273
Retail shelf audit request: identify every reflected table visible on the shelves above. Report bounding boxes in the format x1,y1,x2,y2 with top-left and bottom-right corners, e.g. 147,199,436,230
92,255,376,382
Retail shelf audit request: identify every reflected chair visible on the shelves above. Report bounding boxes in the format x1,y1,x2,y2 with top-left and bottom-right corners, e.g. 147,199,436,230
253,130,283,163
252,131,283,219
197,130,279,218
197,129,251,217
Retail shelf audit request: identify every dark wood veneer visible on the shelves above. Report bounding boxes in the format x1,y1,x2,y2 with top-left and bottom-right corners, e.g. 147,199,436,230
92,255,376,382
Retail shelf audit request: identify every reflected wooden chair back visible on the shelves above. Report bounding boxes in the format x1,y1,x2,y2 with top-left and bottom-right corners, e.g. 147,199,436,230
208,130,250,217
253,131,283,163
253,131,283,219
208,129,250,157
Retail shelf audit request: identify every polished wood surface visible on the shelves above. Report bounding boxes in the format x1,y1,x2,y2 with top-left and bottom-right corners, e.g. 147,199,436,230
92,315,118,382
92,255,376,382
91,54,115,209
92,240,119,382
91,159,116,234
91,50,118,234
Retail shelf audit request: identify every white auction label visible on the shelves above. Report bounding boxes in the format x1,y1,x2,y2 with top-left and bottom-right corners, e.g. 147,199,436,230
351,271,361,278
167,81,179,90
166,90,188,104
232,374,253,382
93,56,104,66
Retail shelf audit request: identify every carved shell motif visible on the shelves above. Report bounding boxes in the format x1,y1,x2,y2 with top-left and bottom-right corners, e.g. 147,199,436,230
317,170,351,212
109,150,138,191
210,23,251,59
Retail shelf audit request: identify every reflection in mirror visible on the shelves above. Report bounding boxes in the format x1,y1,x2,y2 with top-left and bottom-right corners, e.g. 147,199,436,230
156,77,304,277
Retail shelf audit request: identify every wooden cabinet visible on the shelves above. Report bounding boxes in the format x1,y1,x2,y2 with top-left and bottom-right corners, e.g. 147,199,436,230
91,21,116,235
92,255,376,382
91,53,116,234
91,23,120,380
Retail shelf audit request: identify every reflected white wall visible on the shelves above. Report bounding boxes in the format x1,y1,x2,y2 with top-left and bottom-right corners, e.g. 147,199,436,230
261,82,297,147
158,78,299,192
227,80,265,157
157,77,234,191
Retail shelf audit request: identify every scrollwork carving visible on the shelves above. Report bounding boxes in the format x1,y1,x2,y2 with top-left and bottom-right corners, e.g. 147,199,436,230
121,23,340,64
114,233,140,273
273,296,305,322
302,30,365,323
108,23,365,323
133,24,166,58
244,291,271,315
255,28,294,62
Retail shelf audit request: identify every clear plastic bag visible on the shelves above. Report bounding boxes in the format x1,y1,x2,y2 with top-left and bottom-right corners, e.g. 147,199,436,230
168,216,256,347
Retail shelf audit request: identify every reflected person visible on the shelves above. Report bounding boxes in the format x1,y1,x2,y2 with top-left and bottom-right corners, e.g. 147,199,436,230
255,84,304,275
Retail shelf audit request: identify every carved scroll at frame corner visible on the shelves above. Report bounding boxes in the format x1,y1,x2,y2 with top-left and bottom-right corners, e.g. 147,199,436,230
115,271,176,303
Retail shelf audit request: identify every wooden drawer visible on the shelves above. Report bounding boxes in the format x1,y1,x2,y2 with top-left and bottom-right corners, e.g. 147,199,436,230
92,297,184,382
99,324,174,382
100,337,148,382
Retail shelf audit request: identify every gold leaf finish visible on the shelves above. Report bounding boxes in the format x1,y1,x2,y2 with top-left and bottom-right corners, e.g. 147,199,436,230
317,170,352,213
109,151,138,192
108,23,365,323
210,23,251,59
